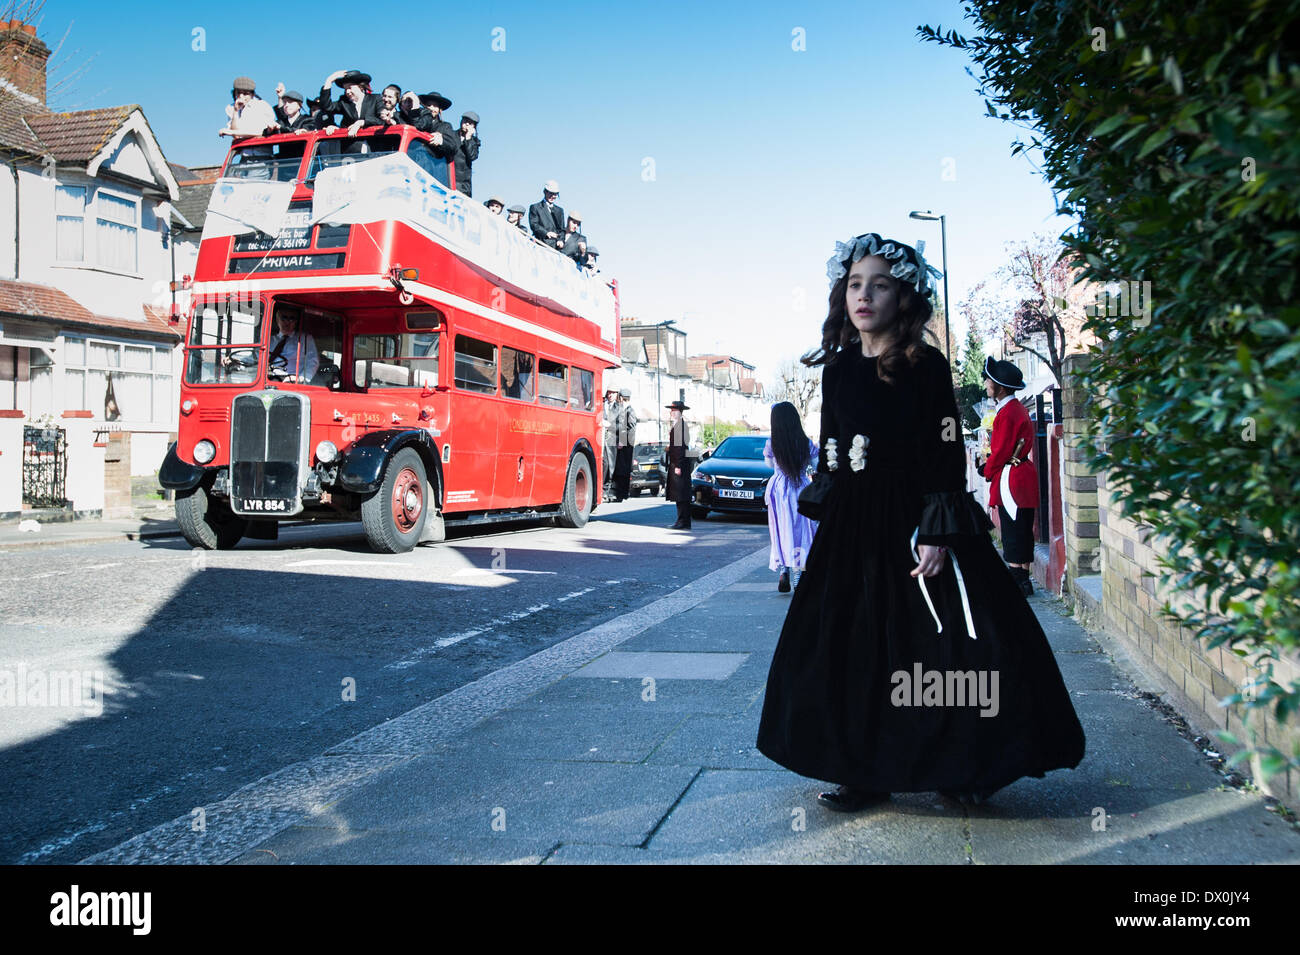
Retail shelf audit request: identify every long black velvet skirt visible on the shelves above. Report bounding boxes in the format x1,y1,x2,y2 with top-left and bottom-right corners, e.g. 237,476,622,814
755,466,1085,794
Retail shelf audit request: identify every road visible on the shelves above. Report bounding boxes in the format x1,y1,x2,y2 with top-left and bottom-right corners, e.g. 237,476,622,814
0,497,767,864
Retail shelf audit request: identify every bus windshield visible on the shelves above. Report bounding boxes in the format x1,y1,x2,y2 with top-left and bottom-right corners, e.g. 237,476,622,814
307,135,403,182
225,141,307,182
184,298,263,385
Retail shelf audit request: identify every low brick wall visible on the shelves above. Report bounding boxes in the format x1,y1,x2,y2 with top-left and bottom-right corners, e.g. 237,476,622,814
1061,354,1299,808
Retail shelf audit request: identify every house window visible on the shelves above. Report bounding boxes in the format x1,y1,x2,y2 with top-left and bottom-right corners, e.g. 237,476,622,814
96,191,138,273
55,185,86,262
64,337,173,424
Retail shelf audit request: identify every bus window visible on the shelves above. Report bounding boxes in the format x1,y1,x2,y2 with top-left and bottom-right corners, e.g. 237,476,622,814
184,297,262,385
537,358,567,407
353,333,439,388
285,310,343,388
408,142,451,188
307,135,402,183
225,140,306,183
500,348,535,402
454,335,497,394
571,367,594,410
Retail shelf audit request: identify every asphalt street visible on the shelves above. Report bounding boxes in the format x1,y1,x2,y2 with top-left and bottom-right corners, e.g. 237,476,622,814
0,497,767,864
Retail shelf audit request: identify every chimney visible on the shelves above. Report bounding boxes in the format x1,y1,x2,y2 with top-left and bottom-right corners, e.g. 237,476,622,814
0,20,50,105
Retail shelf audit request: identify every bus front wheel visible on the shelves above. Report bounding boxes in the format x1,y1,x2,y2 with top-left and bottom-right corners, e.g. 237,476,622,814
555,454,593,528
362,447,428,553
176,481,246,550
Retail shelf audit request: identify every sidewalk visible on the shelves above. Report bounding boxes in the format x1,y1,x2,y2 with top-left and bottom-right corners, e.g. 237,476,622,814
85,548,1300,865
0,511,182,550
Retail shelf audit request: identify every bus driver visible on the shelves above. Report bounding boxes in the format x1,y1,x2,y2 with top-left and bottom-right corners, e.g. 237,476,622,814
268,307,318,383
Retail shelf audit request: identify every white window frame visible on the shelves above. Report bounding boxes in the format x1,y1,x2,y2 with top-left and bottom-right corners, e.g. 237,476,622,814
63,335,175,426
54,183,88,265
92,185,142,276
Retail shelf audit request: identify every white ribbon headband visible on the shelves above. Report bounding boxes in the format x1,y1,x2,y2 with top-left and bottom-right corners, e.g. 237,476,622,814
826,233,944,296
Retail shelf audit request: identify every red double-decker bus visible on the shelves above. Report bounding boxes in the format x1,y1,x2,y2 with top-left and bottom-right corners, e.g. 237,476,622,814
160,125,620,552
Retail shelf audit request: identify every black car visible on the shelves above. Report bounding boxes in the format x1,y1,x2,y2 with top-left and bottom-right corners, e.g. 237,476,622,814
630,442,666,495
690,433,771,519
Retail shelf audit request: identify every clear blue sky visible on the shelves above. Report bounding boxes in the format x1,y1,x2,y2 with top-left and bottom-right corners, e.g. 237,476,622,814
39,0,1071,382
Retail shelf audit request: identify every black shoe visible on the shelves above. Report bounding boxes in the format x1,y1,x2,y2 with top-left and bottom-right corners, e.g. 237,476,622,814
1020,576,1034,597
777,570,791,593
817,786,890,812
670,520,686,529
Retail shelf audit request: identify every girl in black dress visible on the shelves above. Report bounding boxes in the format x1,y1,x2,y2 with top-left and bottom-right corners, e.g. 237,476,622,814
755,233,1085,811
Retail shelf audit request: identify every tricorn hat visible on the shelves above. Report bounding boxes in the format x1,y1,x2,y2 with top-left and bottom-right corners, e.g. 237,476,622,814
666,400,690,411
461,110,480,124
982,356,1026,391
418,91,453,109
334,70,372,88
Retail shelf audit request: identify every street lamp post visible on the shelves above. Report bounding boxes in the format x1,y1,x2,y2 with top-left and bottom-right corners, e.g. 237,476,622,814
653,319,676,443
909,210,951,366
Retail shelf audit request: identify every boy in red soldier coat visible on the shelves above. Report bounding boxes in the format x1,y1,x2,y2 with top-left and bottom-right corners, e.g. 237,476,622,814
981,357,1039,596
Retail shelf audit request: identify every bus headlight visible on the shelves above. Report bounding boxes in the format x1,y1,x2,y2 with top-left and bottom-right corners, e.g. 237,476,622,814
316,440,338,464
193,439,216,464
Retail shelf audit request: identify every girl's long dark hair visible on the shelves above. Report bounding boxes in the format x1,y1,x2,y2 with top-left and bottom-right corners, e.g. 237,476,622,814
769,401,811,482
803,267,935,385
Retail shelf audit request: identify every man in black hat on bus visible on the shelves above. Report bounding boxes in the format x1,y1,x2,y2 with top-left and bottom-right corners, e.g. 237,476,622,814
507,204,529,234
454,110,480,197
529,181,566,248
398,91,459,163
317,69,383,134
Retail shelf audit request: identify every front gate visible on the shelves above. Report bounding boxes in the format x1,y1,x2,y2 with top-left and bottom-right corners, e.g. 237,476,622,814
22,425,68,507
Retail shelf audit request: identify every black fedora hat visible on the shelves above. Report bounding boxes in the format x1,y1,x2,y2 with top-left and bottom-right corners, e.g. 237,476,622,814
334,70,372,88
982,356,1026,391
666,400,690,411
418,91,453,110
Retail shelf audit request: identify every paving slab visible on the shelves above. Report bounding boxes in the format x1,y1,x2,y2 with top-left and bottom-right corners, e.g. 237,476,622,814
523,673,763,716
232,826,556,865
573,650,750,681
439,701,690,764
244,751,699,852
969,787,1300,865
645,712,771,770
642,770,970,864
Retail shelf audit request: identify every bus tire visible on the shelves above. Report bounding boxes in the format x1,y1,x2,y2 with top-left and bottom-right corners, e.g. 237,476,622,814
555,453,593,528
176,481,246,550
361,447,427,553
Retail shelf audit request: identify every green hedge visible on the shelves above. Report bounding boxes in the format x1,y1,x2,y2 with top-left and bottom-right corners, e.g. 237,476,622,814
922,2,1300,779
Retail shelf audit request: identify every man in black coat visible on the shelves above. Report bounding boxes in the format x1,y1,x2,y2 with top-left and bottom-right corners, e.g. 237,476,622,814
506,204,529,233
665,401,692,529
560,212,587,266
400,91,459,166
612,389,637,501
271,86,315,133
317,69,384,134
454,111,480,197
529,181,566,249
